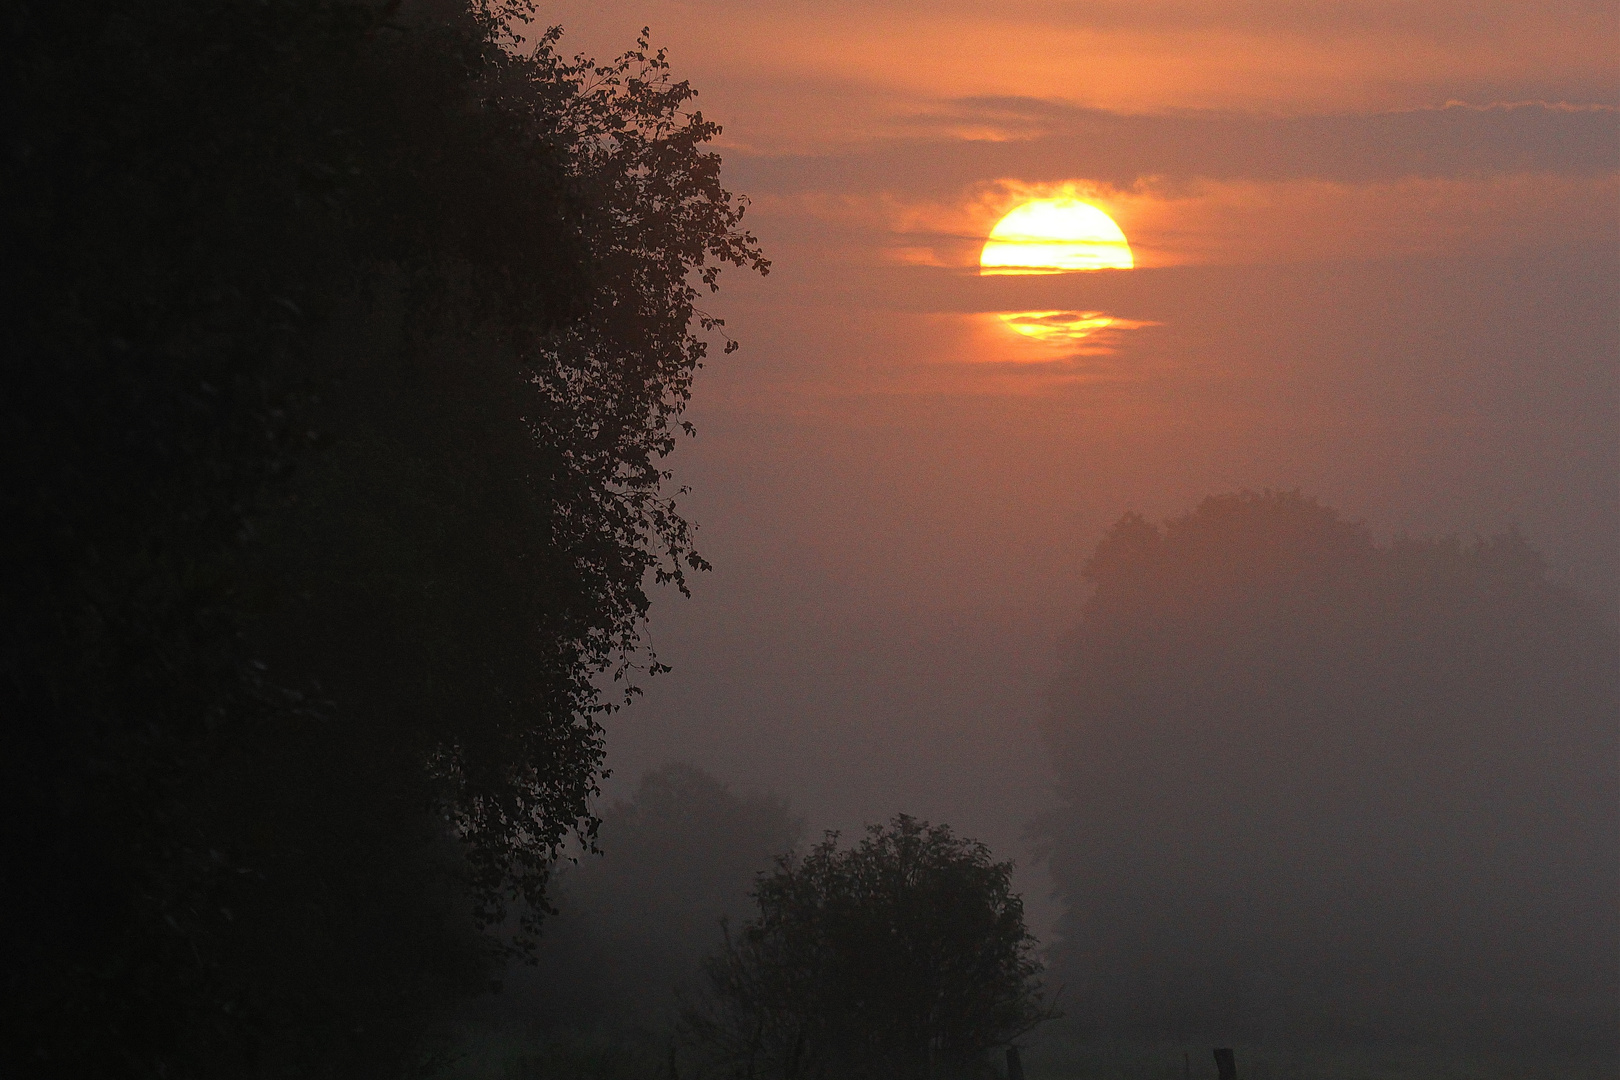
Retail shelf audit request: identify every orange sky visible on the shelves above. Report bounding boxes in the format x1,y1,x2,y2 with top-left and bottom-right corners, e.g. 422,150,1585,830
529,0,1619,930
533,0,1615,276
540,0,1615,126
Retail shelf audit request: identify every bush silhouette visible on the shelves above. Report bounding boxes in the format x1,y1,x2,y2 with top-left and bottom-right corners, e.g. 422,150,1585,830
685,815,1053,1079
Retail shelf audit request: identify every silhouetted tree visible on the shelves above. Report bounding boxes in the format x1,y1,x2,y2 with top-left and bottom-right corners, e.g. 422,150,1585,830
1039,491,1618,1048
1,1,764,1074
685,815,1053,1080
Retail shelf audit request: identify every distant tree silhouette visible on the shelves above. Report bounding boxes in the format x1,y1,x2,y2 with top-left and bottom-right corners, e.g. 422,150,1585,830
685,815,1054,1080
512,762,803,1029
1,1,764,1074
1040,491,1618,1048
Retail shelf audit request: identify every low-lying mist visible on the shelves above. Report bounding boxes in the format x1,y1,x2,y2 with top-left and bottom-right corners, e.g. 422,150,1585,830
482,490,1616,1072
494,763,802,1032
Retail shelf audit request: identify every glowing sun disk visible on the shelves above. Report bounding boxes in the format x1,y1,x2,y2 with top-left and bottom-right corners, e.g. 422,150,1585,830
980,199,1134,275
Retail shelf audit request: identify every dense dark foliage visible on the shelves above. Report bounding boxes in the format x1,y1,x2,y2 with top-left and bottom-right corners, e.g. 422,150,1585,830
1040,491,1619,1048
0,0,763,1074
686,815,1052,1080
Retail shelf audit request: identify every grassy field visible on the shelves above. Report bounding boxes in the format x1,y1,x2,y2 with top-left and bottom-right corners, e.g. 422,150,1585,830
1020,1031,1619,1080
435,1016,1617,1080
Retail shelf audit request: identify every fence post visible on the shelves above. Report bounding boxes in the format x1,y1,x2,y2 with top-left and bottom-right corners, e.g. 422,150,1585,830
1006,1045,1025,1080
1214,1048,1237,1080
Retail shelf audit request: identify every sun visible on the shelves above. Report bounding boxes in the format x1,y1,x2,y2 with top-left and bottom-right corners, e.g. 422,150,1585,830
979,198,1133,275
980,198,1133,345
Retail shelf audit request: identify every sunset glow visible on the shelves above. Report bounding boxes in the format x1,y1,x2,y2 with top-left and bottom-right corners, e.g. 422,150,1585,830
15,0,1617,1070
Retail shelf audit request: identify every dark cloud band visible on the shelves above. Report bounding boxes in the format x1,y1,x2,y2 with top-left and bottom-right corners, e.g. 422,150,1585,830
731,100,1619,193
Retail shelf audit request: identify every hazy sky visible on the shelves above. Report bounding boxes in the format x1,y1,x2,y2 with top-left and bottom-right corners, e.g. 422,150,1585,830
536,0,1618,934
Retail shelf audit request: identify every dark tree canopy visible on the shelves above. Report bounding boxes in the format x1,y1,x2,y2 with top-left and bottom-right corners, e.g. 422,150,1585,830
1,1,764,1074
1040,491,1619,1048
686,815,1052,1080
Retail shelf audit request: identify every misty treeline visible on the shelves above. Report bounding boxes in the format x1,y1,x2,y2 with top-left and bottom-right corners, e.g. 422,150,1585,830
1040,491,1618,1050
2,0,765,1074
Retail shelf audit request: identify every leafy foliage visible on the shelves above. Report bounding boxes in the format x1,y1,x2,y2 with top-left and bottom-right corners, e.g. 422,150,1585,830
1,0,763,1074
686,816,1053,1080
